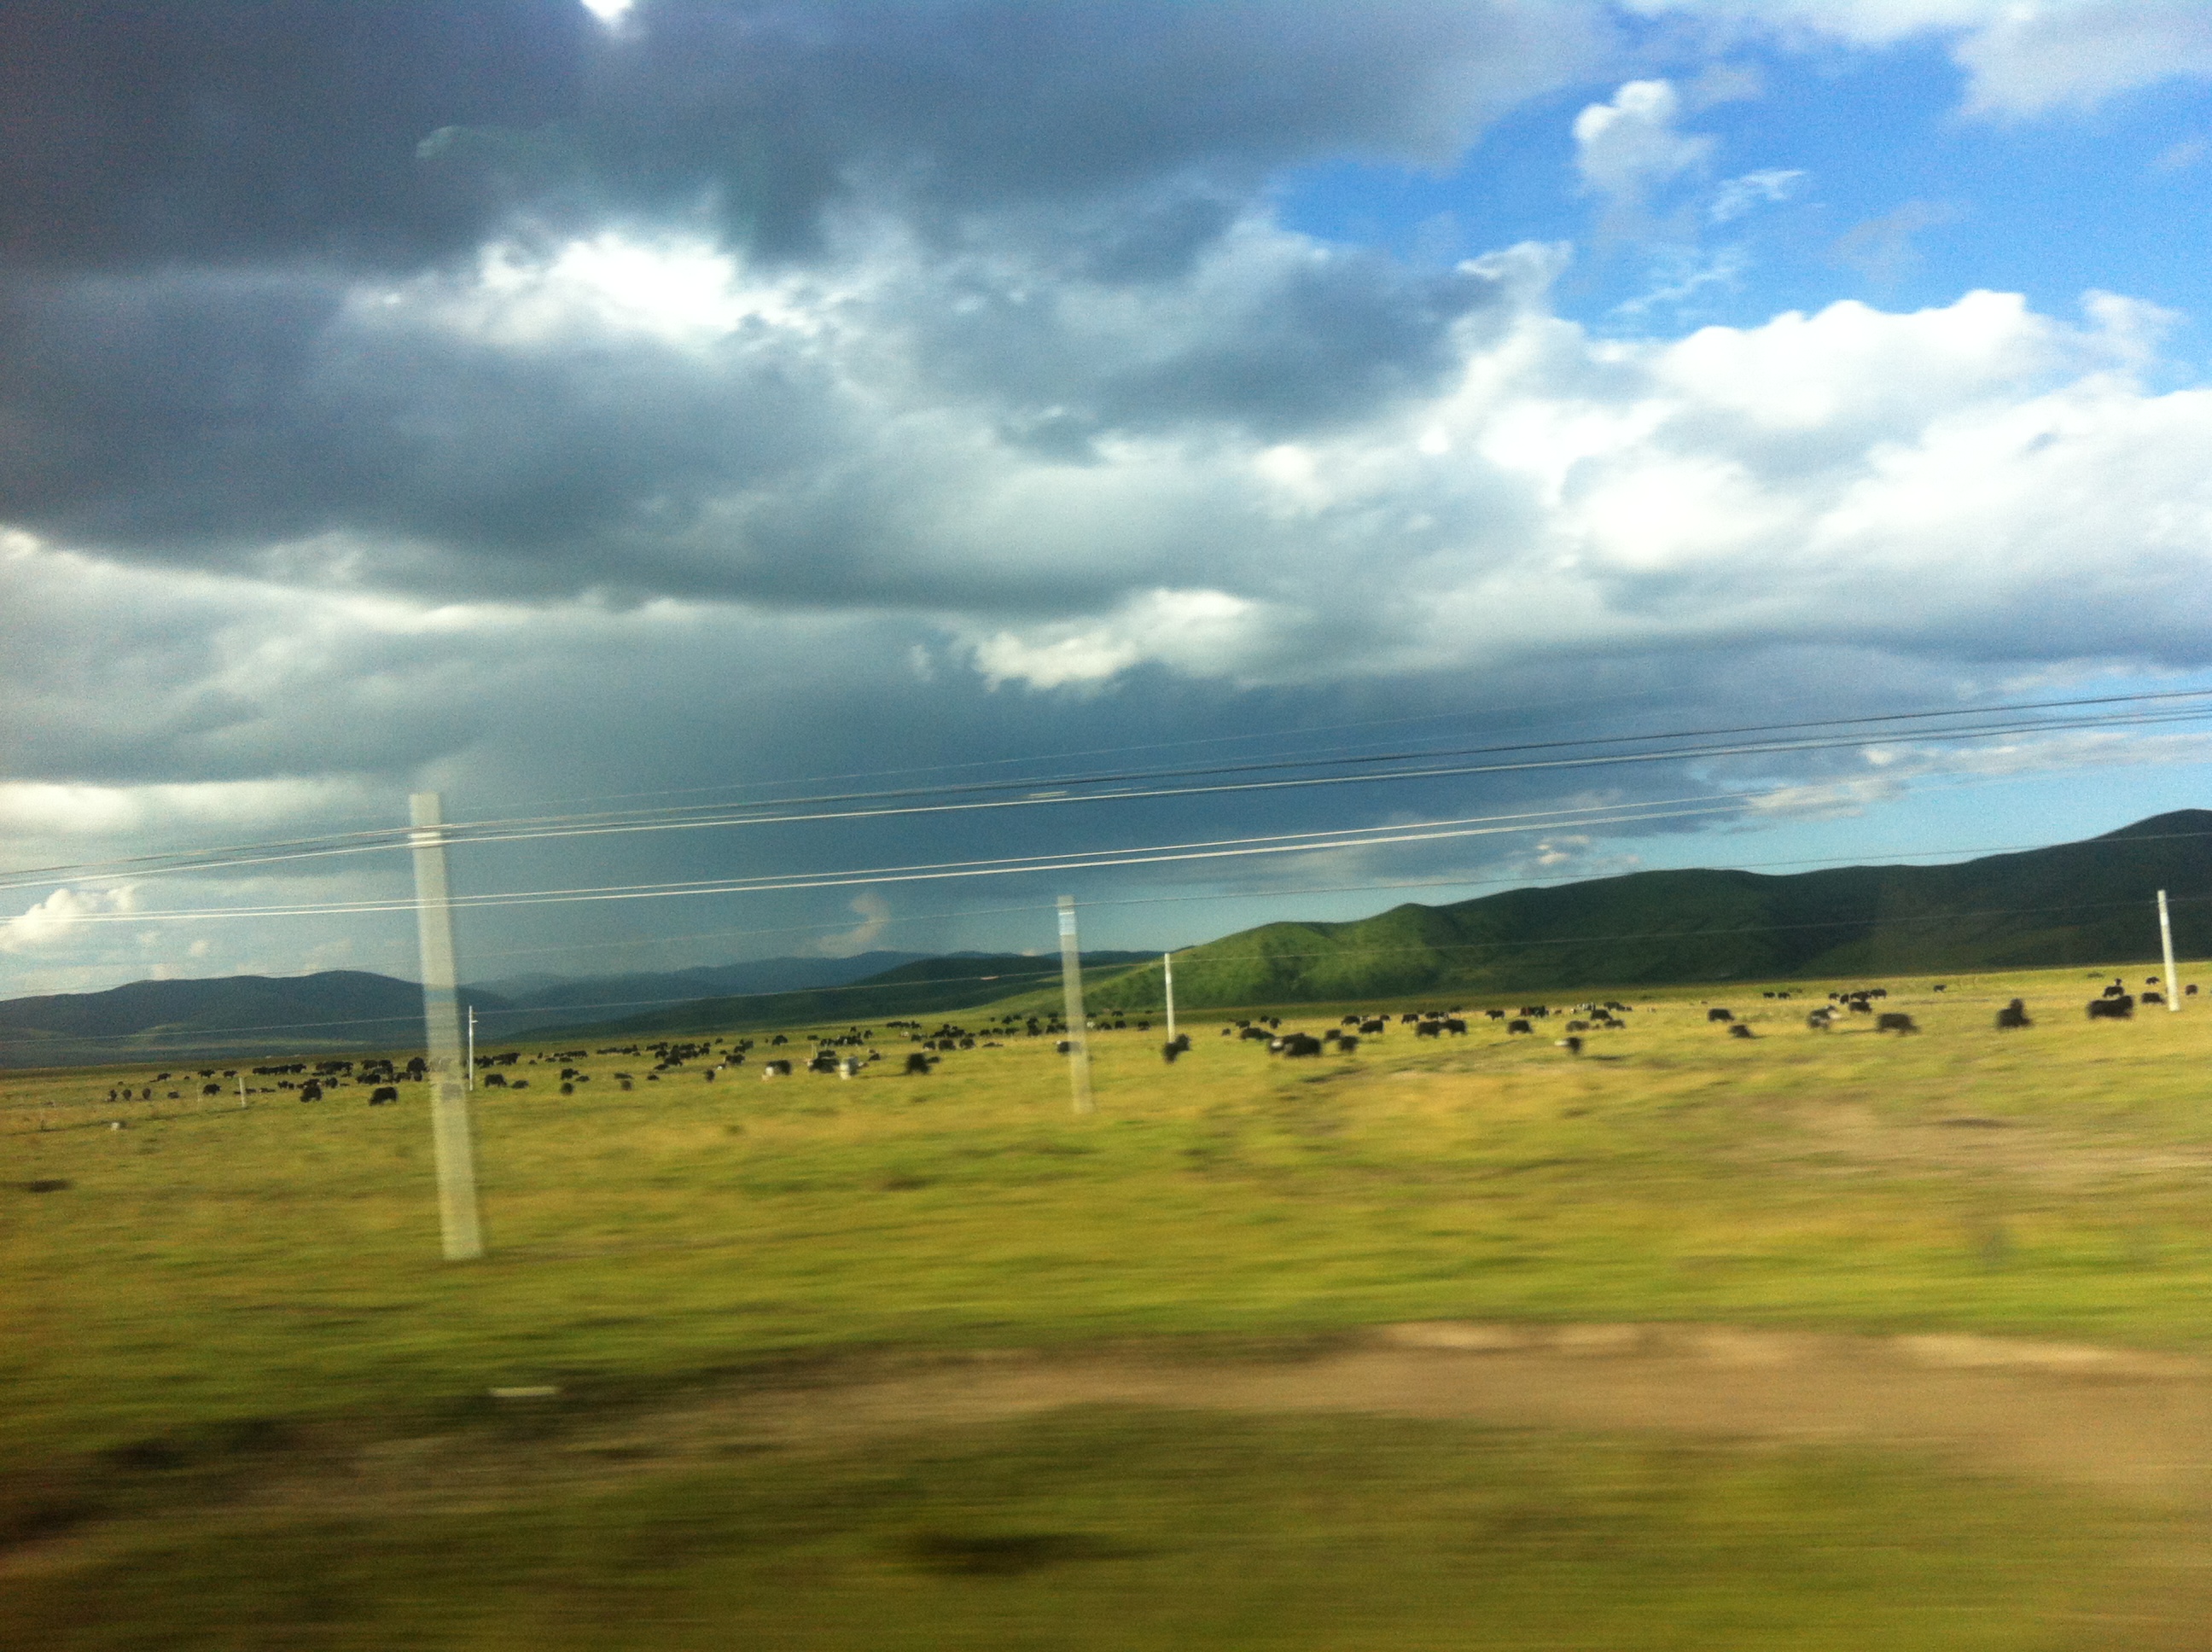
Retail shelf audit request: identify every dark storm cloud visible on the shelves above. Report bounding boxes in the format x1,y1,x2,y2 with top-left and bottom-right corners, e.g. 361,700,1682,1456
3,0,1594,277
0,257,919,601
0,218,1518,605
914,234,1516,447
0,1,1595,600
570,0,1596,253
0,0,586,273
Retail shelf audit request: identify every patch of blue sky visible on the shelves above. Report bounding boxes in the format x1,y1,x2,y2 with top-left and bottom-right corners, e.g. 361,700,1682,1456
1272,38,2210,369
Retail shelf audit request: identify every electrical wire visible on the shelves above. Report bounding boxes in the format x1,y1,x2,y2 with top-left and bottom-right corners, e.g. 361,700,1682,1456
459,824,2212,967
10,684,2212,890
18,794,1753,925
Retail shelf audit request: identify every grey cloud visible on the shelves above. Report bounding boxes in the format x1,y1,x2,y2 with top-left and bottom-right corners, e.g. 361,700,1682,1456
15,2,2212,1003
0,0,585,274
905,230,1517,445
563,0,1603,254
0,219,1519,605
0,0,1606,608
1095,249,1513,434
3,1,1602,279
3,511,2202,999
0,260,852,591
1830,200,1960,285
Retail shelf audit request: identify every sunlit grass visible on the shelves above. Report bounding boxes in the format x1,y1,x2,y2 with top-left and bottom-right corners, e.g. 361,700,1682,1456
5,963,2209,1463
6,963,2210,1643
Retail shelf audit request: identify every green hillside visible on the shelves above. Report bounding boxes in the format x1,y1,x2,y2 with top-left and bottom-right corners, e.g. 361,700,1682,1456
1085,810,2212,1012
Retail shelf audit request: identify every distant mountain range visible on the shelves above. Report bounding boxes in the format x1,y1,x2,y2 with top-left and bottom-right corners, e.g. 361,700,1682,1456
0,971,443,1069
1081,809,2212,1012
570,951,1158,1038
10,811,2212,1067
0,950,926,1068
464,952,931,1034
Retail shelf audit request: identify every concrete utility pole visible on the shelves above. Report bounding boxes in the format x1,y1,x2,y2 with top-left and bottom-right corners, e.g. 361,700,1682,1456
1163,951,1176,1044
2158,888,2181,1013
410,793,485,1259
1057,895,1093,1114
466,1003,476,1089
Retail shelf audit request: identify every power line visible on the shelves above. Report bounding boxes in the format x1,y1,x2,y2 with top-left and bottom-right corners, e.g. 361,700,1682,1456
403,704,2212,860
427,684,2212,840
10,685,2212,890
7,795,1759,925
226,701,2212,854
463,688,1674,814
455,823,2212,965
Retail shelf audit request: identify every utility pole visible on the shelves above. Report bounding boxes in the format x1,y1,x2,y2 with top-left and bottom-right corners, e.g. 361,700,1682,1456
1057,895,1093,1114
2158,889,2181,1013
1163,951,1176,1044
466,1003,476,1089
410,793,485,1259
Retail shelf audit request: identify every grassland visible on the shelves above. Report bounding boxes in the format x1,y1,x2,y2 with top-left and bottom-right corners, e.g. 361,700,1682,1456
5,962,2211,1645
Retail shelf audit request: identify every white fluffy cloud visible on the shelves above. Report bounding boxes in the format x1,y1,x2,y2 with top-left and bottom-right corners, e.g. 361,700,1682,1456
1642,2,2212,116
968,589,1268,689
1709,168,1807,224
816,892,892,958
1954,2,2212,115
1,886,137,955
958,272,2212,689
1573,80,1715,223
13,228,2208,704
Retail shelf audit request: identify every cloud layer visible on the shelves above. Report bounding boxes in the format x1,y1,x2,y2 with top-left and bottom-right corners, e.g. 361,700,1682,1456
1629,1,2212,116
6,0,2212,996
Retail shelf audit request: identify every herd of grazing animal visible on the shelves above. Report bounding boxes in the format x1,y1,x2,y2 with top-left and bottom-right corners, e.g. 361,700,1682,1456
67,969,2198,1127
1219,977,2186,1062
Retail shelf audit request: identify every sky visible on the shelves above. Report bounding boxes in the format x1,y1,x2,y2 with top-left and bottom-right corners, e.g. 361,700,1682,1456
5,0,2212,998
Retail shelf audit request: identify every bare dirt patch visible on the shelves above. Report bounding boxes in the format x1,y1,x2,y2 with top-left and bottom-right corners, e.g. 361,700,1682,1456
1740,1096,2212,1190
11,1318,2212,1649
640,1322,2212,1506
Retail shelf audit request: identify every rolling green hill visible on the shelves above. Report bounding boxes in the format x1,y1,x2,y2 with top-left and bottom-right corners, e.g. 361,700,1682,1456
1083,809,2212,1013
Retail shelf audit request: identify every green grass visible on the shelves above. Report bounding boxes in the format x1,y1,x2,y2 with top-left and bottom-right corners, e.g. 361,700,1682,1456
10,964,2212,1449
4,963,2210,1643
3,1410,2135,1651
